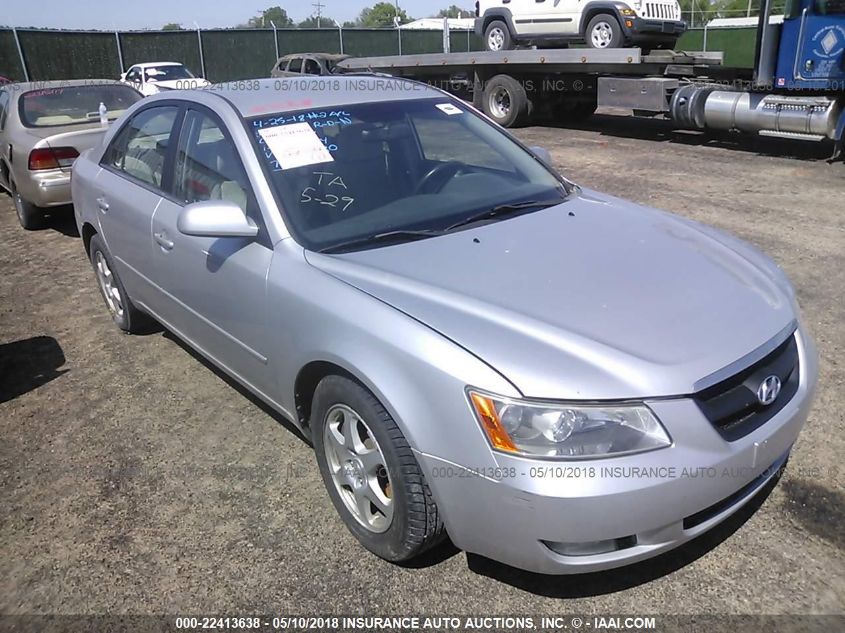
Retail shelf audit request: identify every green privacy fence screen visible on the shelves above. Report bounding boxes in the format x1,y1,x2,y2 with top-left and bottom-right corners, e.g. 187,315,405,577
0,26,759,83
119,31,202,77
676,28,758,68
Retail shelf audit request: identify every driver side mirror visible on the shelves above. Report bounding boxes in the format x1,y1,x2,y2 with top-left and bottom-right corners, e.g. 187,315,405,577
177,200,258,238
529,146,553,165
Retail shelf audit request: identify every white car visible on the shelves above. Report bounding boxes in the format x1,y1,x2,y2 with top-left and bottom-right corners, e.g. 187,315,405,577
120,62,210,96
475,0,686,50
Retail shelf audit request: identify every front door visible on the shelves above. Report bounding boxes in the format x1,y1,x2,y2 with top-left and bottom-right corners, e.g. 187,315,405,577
150,107,275,395
778,0,845,88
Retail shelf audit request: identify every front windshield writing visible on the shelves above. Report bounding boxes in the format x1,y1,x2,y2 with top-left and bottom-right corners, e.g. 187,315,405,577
249,98,565,252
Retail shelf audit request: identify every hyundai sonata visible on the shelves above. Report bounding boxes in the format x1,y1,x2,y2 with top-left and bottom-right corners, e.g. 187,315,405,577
71,77,817,574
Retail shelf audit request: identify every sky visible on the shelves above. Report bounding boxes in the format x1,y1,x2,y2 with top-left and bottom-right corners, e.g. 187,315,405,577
3,1,475,30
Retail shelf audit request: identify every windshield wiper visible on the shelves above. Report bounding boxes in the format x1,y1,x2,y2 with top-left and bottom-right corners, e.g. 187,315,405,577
318,229,444,254
444,197,569,233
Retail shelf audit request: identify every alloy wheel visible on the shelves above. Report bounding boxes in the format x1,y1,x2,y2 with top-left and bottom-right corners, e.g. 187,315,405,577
591,21,614,48
323,404,394,533
94,250,124,319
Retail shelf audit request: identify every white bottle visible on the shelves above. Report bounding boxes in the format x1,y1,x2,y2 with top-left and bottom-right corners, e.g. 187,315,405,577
98,102,108,126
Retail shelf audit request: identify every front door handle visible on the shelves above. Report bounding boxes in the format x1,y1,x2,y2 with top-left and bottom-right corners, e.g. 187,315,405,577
96,197,109,213
154,231,174,251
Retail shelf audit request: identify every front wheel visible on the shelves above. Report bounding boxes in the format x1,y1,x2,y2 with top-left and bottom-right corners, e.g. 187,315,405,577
585,14,623,49
312,375,445,562
484,20,513,51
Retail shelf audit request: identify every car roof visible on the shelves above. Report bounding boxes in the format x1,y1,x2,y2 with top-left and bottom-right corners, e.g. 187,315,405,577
278,53,350,62
132,62,183,69
201,76,445,118
3,79,126,94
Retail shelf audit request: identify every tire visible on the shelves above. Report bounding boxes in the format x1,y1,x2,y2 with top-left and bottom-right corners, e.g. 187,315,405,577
312,375,445,562
484,20,513,52
10,180,45,230
88,233,151,333
585,14,624,49
482,74,532,128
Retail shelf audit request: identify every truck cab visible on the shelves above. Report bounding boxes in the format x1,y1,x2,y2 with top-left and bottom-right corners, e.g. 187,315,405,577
474,0,686,51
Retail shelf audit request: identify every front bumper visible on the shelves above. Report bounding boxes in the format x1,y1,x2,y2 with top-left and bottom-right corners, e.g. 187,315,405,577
417,327,818,574
624,18,686,41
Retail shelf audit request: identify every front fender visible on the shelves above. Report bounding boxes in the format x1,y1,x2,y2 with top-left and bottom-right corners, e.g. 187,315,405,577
268,241,519,467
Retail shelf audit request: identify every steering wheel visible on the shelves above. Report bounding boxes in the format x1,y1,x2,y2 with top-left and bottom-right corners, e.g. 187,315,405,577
415,161,468,194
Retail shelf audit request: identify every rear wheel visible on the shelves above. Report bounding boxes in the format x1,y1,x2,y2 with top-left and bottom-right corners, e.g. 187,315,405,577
482,74,533,128
585,14,623,49
88,233,151,333
312,375,445,562
484,20,513,52
10,180,44,230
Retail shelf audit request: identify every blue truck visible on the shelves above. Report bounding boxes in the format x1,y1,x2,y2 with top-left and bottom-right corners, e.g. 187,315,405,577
339,0,845,160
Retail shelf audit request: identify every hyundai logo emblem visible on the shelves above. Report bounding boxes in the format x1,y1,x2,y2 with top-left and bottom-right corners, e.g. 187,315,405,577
757,375,782,406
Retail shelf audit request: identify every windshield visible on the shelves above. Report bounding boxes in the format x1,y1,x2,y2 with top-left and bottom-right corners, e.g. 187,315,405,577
20,84,142,128
145,65,195,81
249,98,567,252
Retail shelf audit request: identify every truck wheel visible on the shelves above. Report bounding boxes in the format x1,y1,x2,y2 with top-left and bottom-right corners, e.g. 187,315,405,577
484,20,513,51
586,14,623,49
10,180,45,230
311,375,446,563
88,233,152,333
482,74,532,128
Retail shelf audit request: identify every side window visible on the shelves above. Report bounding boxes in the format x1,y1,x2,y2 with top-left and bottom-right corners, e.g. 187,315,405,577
412,113,514,172
815,0,845,13
304,58,321,75
0,90,8,130
174,109,255,216
104,106,179,189
287,57,303,73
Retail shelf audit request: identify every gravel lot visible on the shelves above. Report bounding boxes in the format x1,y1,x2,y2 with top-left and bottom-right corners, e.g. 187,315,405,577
1,111,843,619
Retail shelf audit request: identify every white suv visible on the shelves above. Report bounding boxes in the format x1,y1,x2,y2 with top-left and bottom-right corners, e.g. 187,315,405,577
475,0,686,51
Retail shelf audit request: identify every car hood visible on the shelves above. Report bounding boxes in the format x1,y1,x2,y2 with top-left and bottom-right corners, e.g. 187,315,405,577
304,189,796,400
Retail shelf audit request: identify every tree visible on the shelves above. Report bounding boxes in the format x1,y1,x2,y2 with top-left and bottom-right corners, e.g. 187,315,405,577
298,15,338,28
358,2,413,28
162,23,184,31
242,6,295,28
436,5,470,19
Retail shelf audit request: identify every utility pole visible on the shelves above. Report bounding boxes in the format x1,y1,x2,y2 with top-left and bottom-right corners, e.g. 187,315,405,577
313,0,325,28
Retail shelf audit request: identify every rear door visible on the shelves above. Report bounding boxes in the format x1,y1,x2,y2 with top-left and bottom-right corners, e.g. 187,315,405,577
95,104,181,311
512,0,576,36
149,107,274,394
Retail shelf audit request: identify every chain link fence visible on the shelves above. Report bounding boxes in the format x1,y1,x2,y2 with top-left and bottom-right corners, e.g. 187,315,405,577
0,26,484,82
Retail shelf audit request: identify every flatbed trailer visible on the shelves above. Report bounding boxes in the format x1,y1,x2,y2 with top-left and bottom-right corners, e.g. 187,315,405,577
336,1,845,161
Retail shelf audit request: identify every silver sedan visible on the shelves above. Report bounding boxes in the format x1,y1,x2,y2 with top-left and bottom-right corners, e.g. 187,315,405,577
0,80,142,229
71,77,817,574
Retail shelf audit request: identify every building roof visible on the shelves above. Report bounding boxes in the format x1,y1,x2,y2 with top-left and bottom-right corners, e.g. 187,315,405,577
706,15,784,28
399,18,476,30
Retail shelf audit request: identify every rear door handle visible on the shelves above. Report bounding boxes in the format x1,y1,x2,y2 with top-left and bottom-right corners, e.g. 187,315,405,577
96,197,109,213
154,231,174,251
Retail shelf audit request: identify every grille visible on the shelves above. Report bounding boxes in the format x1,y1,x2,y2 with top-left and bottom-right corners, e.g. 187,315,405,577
643,3,679,20
693,333,799,442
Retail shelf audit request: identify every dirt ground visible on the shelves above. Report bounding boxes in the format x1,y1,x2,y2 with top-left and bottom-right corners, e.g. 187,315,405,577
1,110,843,618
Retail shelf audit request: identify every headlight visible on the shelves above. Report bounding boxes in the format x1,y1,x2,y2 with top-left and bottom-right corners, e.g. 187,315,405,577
468,390,671,459
616,2,637,14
